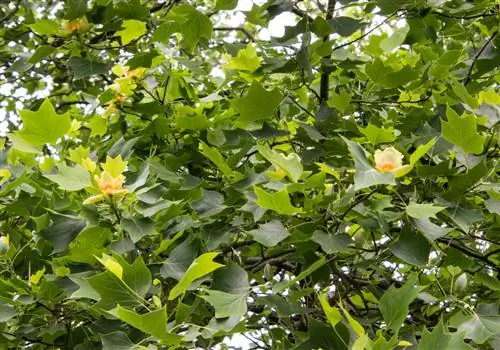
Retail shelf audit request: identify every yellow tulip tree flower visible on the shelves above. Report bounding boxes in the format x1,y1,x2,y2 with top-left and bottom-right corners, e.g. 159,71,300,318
61,17,89,33
83,156,128,205
374,147,404,173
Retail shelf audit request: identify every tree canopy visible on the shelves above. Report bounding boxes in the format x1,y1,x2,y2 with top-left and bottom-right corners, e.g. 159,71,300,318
0,0,499,349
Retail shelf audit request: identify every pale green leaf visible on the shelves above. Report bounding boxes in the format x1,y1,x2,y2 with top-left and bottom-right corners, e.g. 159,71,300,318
249,220,290,247
257,144,303,182
232,81,283,122
441,106,485,154
117,20,147,45
380,23,410,51
44,164,91,191
254,186,303,216
200,290,247,319
16,99,71,146
406,203,446,219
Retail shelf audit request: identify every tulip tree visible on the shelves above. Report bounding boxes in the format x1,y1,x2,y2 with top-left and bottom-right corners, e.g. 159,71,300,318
0,0,499,349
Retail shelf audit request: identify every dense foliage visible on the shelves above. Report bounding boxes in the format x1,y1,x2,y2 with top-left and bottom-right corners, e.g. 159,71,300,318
0,0,499,349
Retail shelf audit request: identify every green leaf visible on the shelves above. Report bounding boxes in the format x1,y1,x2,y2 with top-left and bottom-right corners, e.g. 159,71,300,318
87,271,143,310
101,331,145,350
380,23,409,51
451,81,479,109
444,160,488,198
257,144,303,182
176,113,210,130
200,289,248,319
29,19,60,35
328,17,364,37
406,203,446,219
418,320,473,350
168,252,224,300
116,306,182,344
215,0,238,10
167,5,213,51
414,218,453,241
41,217,86,254
450,305,500,344
7,133,42,154
358,124,396,145
391,229,430,265
441,106,485,154
232,81,283,122
192,190,227,218
254,186,303,216
120,217,157,243
410,138,436,165
160,238,200,280
484,198,500,215
16,99,71,146
65,0,87,20
28,45,56,64
199,141,232,177
44,164,91,191
312,231,352,254
0,302,17,322
117,20,147,45
327,90,352,113
379,275,425,333
249,220,290,247
65,227,112,265
68,57,112,79
342,137,395,190
294,319,349,350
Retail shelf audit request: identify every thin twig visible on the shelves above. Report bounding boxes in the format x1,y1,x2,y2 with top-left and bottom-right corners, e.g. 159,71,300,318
332,13,397,52
214,27,255,41
433,10,497,20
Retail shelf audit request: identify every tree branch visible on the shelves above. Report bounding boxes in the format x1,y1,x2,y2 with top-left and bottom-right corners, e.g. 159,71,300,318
464,30,498,85
437,237,500,273
319,0,336,102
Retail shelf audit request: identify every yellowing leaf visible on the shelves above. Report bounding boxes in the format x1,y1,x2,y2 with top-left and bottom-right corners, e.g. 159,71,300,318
224,43,261,72
96,254,123,280
339,300,365,337
30,267,46,285
169,252,224,300
258,144,303,182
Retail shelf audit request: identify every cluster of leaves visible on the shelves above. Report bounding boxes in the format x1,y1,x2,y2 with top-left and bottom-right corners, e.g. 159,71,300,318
0,0,499,349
